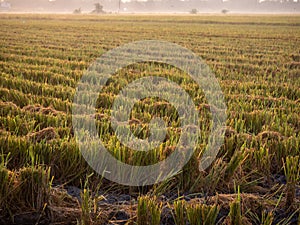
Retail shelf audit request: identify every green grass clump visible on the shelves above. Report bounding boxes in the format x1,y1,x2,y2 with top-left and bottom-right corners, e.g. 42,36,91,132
186,203,219,225
137,195,162,225
17,166,51,211
283,155,300,211
0,165,51,223
173,199,186,225
0,166,14,214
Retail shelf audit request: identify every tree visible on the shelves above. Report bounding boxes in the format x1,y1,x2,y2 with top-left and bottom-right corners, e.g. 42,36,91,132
190,8,198,14
221,9,229,14
91,3,105,14
73,7,81,14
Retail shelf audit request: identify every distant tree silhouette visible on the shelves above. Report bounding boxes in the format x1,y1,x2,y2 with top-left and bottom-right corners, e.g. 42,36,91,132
73,7,81,14
91,3,105,14
190,8,198,14
221,9,229,14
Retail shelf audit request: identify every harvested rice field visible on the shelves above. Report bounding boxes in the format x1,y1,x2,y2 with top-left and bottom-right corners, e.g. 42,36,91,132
0,14,299,224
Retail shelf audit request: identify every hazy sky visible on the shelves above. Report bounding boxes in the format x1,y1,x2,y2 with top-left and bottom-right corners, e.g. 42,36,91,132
1,0,299,13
